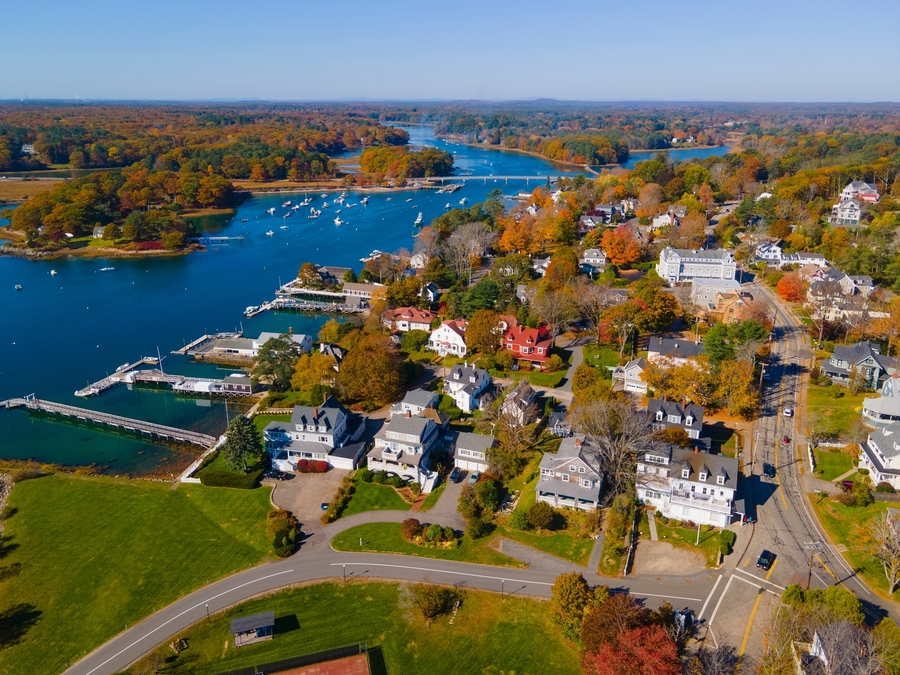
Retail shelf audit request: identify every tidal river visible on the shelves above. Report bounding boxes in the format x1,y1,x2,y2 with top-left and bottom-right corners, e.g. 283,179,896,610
0,126,727,472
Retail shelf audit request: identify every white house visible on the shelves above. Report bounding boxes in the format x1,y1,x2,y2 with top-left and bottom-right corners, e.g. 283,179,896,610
92,225,105,239
443,363,491,413
264,397,367,472
366,411,441,492
650,212,677,232
637,444,738,527
647,337,704,366
499,380,539,427
754,240,784,263
859,421,900,490
453,431,496,473
830,199,862,226
612,356,648,394
421,282,440,303
390,388,439,418
580,248,608,275
862,374,900,425
537,436,604,511
428,319,468,357
384,306,437,333
840,180,879,204
655,247,737,284
254,332,312,353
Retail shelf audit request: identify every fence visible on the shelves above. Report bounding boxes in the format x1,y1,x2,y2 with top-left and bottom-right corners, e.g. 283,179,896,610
214,642,369,675
874,492,900,502
623,506,640,576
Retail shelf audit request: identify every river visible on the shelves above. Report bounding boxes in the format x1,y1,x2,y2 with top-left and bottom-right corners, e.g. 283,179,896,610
0,126,728,472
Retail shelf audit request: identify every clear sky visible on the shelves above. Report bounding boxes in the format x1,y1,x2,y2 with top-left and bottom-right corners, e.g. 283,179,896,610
2,0,898,102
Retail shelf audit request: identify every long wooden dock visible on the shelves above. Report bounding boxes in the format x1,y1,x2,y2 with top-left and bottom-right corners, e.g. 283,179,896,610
3,397,217,448
74,357,159,397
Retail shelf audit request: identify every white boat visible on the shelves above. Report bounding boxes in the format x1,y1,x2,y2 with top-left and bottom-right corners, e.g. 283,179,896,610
361,196,370,205
320,193,328,198
445,203,451,209
280,225,288,230
414,212,423,226
241,218,248,222
346,203,357,209
300,198,312,207
386,197,392,201
245,306,259,315
50,270,57,276
266,230,275,236
282,200,292,207
266,207,276,215
322,202,330,208
284,212,292,218
291,205,300,211
115,362,130,372
99,267,115,272
405,198,413,203
334,216,344,226
14,284,22,290
335,209,342,214
459,198,469,205
360,249,383,263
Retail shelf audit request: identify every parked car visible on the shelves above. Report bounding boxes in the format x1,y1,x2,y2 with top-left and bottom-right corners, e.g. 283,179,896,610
468,471,481,485
449,467,462,483
763,462,776,478
783,407,793,417
757,550,775,570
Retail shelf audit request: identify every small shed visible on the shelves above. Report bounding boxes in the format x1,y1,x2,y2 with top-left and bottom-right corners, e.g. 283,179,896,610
230,611,275,647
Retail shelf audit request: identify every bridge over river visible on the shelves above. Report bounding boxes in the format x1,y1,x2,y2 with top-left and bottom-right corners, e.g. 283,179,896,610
2,396,218,449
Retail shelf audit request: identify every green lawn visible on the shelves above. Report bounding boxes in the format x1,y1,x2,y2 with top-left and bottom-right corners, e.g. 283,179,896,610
810,495,898,602
498,525,595,566
639,513,721,568
342,481,412,517
806,384,868,441
331,522,521,567
125,582,580,675
814,449,855,481
709,425,738,458
583,344,622,369
527,370,567,387
419,481,446,511
0,474,275,675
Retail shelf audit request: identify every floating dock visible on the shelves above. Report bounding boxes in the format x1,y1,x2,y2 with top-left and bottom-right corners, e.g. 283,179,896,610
74,357,159,397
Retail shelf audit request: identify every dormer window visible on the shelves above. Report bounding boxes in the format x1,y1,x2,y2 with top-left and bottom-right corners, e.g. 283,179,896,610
470,375,476,383
569,465,576,472
656,411,664,421
454,372,461,380
699,472,707,481
682,469,690,479
717,475,725,485
686,416,694,426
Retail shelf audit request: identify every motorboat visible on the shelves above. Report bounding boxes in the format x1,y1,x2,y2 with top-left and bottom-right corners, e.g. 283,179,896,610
241,218,248,222
334,216,344,226
282,200,291,207
14,284,22,290
99,267,115,272
445,203,451,209
266,230,275,236
346,203,357,209
266,207,276,215
115,362,130,372
459,198,469,205
280,225,288,230
405,198,413,202
386,197,392,201
322,201,330,208
320,193,328,198
244,306,259,316
50,270,57,276
291,204,300,210
414,212,423,225
361,196,370,205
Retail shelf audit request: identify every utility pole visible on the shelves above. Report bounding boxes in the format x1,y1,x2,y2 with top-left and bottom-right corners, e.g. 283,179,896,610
804,541,822,590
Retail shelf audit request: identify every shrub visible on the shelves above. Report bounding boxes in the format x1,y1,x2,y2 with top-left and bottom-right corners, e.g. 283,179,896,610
357,468,375,483
857,468,869,475
387,475,405,488
831,389,844,399
295,459,329,473
605,506,628,540
401,329,430,353
719,529,737,556
267,510,302,558
875,482,895,493
467,516,492,539
442,525,455,541
527,501,554,530
409,584,460,624
0,505,16,521
474,480,500,513
192,450,219,475
457,485,479,520
372,470,389,484
426,523,443,541
509,509,529,530
198,469,262,489
409,482,422,497
545,354,564,372
400,518,423,541
321,476,356,524
495,349,514,370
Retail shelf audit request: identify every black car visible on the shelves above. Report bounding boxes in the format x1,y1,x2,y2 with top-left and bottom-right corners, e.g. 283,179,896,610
763,462,776,478
449,467,462,483
757,550,775,570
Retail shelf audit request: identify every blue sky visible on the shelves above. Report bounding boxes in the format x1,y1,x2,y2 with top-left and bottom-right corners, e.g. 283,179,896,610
2,0,898,102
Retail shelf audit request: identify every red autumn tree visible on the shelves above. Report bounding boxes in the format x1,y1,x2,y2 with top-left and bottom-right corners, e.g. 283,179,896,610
582,625,680,675
601,225,641,266
776,272,806,302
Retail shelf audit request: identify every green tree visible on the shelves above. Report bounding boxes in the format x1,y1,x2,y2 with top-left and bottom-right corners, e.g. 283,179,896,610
400,329,430,352
461,278,499,316
102,223,119,241
527,500,555,530
221,415,262,472
291,352,336,391
551,572,594,640
386,275,422,308
251,336,299,392
474,480,500,513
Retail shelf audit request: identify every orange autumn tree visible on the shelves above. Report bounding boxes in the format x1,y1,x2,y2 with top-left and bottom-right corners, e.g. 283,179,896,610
601,225,641,266
776,272,806,302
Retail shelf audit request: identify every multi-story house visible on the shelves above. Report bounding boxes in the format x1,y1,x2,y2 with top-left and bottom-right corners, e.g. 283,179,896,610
390,388,440,418
821,341,899,390
579,248,608,276
366,411,441,492
537,436,604,511
611,356,649,394
453,431,496,473
503,325,553,369
647,337,704,366
840,180,880,203
443,363,492,413
428,319,468,356
499,380,539,427
863,373,900,424
384,306,437,332
859,421,900,490
264,397,367,471
636,444,738,527
829,199,862,226
655,247,737,284
647,398,704,440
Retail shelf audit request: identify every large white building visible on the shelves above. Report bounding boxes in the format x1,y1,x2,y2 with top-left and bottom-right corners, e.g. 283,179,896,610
443,363,492,413
656,247,737,284
637,444,738,527
428,319,468,357
859,421,900,490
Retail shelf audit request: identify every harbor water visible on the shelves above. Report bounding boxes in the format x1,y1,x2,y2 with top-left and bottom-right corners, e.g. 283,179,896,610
0,126,728,472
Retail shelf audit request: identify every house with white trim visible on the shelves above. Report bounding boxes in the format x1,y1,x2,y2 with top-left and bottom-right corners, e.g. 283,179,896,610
863,374,900,425
637,444,738,527
612,356,648,394
840,181,879,204
859,421,900,490
647,337,703,366
443,363,492,413
390,388,439,418
647,398,704,440
384,306,437,332
366,411,441,492
428,319,468,356
453,431,496,473
537,436,604,511
655,247,736,284
829,199,862,226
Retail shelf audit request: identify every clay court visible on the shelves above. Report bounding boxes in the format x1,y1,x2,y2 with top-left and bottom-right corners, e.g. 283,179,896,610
273,653,370,675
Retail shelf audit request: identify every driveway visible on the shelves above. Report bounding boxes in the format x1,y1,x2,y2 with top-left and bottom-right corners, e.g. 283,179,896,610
270,470,350,531
422,472,467,526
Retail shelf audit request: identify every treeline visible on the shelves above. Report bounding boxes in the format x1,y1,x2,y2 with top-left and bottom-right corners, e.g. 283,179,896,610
358,146,454,178
0,104,410,175
9,166,235,248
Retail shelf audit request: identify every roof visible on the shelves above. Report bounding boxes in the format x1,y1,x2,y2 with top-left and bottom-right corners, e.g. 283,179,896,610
648,337,703,360
290,396,348,432
435,318,467,340
382,413,433,438
504,380,538,408
671,447,738,490
231,611,274,634
455,431,496,454
647,398,704,431
549,411,568,427
831,341,885,367
343,282,379,294
661,247,735,261
504,325,552,351
387,306,437,323
223,374,252,384
329,441,368,461
213,338,256,351
446,364,489,388
401,389,439,409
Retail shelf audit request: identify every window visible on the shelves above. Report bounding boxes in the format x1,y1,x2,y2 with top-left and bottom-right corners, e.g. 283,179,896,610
656,411,664,421
579,467,585,473
582,479,592,488
562,473,569,482
699,472,707,482
682,469,690,478
319,436,327,443
717,476,725,485
569,465,576,472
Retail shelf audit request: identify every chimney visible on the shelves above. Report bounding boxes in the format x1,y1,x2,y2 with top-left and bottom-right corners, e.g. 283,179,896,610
694,447,699,454
313,407,318,421
323,391,328,404
575,438,582,448
405,410,411,418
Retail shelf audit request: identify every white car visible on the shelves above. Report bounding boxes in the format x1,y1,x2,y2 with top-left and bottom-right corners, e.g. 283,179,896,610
783,407,794,417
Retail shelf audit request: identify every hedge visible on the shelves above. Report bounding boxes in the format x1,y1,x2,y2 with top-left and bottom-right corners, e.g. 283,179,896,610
198,469,263,490
295,459,329,474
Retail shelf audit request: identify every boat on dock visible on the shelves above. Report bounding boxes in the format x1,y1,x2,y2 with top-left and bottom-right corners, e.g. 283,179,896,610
245,306,259,315
414,212,423,225
360,249,384,263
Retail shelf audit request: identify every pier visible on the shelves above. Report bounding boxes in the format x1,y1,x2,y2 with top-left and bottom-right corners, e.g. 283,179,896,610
187,236,244,244
74,357,159,397
173,332,242,356
2,396,218,448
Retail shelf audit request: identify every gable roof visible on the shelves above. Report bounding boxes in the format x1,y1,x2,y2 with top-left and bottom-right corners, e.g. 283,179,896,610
648,337,703,360
383,413,433,439
401,388,439,408
672,447,738,489
230,611,274,634
455,431,496,454
647,398,704,431
290,396,348,431
387,306,437,324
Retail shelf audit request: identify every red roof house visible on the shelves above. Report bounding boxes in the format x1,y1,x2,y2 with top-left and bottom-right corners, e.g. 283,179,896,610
503,325,553,369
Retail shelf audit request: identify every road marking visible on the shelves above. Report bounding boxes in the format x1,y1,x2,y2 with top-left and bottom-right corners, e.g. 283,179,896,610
774,374,789,510
815,554,845,588
707,574,734,627
766,557,778,581
743,556,751,568
738,589,764,661
81,569,295,675
734,566,785,590
732,570,782,596
333,562,703,601
698,574,723,621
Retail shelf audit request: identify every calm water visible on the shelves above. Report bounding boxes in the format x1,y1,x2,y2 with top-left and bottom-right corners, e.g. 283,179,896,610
0,126,727,471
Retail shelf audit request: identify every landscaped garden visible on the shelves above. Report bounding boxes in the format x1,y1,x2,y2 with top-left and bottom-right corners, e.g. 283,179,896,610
124,581,581,675
0,473,275,675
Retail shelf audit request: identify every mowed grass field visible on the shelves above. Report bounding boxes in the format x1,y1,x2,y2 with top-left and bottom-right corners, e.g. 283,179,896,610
0,179,63,201
0,473,274,675
125,582,580,675
806,384,868,440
